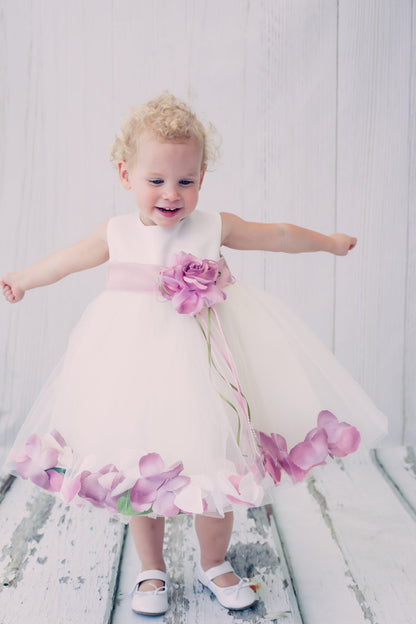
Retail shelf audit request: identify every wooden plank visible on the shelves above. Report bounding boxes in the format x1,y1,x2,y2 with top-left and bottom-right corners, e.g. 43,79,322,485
375,446,416,516
0,0,113,448
271,449,416,624
112,506,302,623
404,1,416,445
0,477,126,624
335,0,412,440
256,0,339,349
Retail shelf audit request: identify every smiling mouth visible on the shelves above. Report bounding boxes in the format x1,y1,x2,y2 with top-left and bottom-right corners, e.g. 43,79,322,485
156,206,181,215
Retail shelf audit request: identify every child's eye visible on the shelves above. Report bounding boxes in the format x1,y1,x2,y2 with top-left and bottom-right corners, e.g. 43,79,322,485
179,180,194,186
149,179,163,185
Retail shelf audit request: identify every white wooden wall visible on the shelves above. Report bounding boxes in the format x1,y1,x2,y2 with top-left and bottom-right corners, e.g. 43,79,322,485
0,0,414,456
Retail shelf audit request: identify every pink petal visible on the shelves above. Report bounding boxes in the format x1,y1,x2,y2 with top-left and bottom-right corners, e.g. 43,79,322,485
50,429,67,448
271,433,289,455
98,471,120,490
281,460,308,484
152,490,179,516
329,425,361,457
61,474,82,503
39,448,59,470
183,276,210,290
130,498,153,514
12,449,30,463
130,477,159,505
47,470,64,492
162,460,185,481
30,468,52,489
14,458,33,479
139,453,165,477
203,284,226,306
172,289,204,315
263,453,281,484
25,434,42,458
164,475,190,492
79,473,107,505
289,430,329,471
258,431,278,456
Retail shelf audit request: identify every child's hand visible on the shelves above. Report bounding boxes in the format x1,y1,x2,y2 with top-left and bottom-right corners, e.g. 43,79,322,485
1,273,25,303
330,233,357,256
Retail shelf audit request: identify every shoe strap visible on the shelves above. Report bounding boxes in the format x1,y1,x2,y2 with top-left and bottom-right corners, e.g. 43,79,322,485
131,569,167,594
204,561,234,581
222,577,252,596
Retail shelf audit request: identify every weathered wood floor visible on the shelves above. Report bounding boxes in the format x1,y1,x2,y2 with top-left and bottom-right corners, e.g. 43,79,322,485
0,447,415,624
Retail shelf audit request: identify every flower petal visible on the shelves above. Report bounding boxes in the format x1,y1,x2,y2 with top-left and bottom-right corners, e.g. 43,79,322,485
289,430,328,471
152,490,179,516
139,453,165,477
61,474,82,503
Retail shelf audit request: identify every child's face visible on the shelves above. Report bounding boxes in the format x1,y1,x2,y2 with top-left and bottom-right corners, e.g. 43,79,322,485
118,134,205,227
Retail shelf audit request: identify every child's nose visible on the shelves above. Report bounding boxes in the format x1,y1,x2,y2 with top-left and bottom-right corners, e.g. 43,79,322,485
162,185,180,201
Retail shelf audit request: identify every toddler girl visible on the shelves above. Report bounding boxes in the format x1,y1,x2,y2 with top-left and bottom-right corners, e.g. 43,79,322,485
1,93,387,616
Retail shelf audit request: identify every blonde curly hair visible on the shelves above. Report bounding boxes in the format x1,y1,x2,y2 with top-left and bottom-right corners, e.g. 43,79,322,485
110,93,219,169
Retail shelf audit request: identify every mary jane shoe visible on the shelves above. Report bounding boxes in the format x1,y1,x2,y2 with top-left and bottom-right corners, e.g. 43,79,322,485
197,561,258,610
131,569,169,616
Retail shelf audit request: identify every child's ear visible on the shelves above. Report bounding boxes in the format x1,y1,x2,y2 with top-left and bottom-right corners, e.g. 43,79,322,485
199,165,207,189
118,161,131,190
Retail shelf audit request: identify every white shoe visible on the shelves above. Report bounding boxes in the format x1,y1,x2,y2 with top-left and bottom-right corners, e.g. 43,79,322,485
131,569,169,616
197,561,258,610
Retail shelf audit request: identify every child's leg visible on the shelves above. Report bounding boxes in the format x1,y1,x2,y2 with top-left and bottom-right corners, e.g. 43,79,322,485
195,512,239,587
129,516,166,591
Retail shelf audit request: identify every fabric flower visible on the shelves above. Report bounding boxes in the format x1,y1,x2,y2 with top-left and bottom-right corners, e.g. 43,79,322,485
129,453,190,516
159,252,234,315
12,433,63,492
63,464,124,510
257,411,361,485
316,410,361,457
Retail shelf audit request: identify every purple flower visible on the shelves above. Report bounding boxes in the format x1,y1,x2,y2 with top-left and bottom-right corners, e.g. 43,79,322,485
256,432,282,484
159,252,234,316
12,432,64,492
258,430,323,484
316,410,361,457
129,452,190,516
257,411,361,484
63,464,124,511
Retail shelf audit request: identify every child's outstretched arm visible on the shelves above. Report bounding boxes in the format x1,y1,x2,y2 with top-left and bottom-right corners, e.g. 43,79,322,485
220,212,357,255
1,220,110,303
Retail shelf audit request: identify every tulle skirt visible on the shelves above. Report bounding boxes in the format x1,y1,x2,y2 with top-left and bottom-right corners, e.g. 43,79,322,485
3,281,387,521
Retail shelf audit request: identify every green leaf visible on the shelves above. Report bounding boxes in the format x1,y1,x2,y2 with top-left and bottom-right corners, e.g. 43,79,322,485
46,467,66,474
116,491,153,516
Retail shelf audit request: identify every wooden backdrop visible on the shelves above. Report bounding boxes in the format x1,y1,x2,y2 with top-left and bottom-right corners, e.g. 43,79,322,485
0,0,414,460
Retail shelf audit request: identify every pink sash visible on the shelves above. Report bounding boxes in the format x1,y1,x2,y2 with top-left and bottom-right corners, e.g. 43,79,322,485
107,261,162,292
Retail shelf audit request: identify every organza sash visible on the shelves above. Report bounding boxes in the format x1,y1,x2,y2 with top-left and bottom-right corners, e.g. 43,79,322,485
107,261,162,292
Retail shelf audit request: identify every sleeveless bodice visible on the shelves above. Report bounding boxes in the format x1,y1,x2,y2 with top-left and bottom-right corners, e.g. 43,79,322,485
106,210,222,265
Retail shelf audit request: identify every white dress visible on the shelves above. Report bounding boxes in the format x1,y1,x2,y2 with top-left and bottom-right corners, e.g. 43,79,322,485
3,210,387,520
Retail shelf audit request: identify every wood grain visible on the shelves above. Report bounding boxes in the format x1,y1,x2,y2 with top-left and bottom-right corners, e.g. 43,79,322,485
271,448,416,624
112,506,302,624
335,0,413,440
0,477,125,624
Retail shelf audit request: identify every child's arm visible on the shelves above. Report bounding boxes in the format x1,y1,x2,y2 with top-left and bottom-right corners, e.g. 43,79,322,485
1,220,110,303
220,212,357,256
